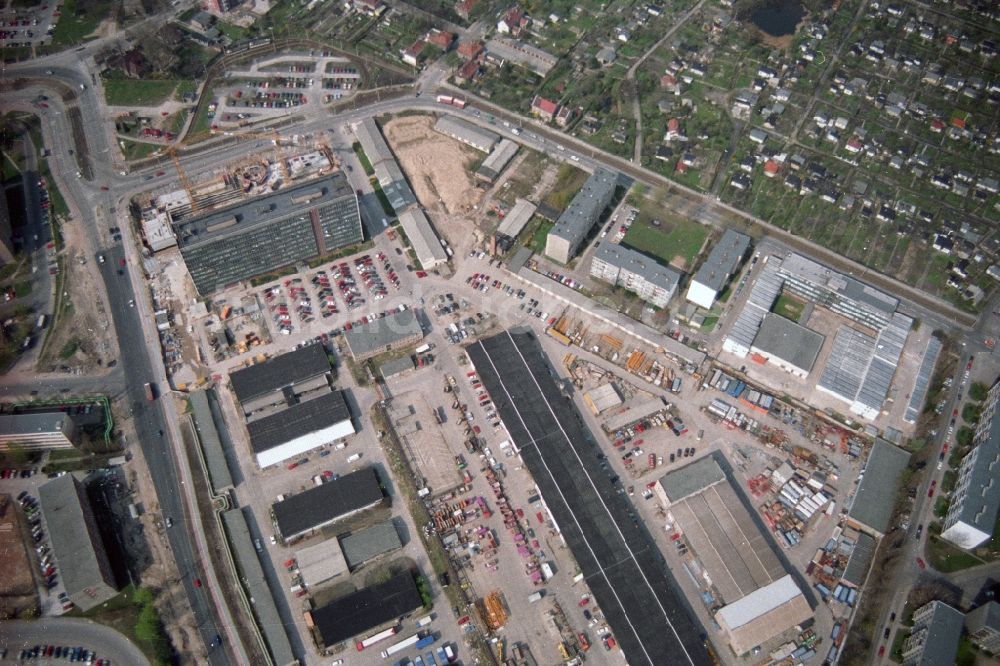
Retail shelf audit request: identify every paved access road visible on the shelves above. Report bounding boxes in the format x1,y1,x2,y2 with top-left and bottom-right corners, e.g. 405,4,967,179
0,617,149,665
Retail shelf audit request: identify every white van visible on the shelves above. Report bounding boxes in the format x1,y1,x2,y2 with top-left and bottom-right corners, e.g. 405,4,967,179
346,453,362,463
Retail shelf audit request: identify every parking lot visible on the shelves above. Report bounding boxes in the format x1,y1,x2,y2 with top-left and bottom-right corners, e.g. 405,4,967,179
0,0,58,48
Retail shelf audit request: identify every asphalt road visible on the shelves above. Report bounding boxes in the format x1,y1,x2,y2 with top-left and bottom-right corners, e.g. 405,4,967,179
0,617,149,665
96,245,229,666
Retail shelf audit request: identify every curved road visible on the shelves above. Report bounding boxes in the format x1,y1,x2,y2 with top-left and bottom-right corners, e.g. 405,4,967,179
0,617,150,665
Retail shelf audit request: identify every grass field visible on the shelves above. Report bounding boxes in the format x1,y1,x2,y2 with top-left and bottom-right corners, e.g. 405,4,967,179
528,219,554,255
120,139,162,162
542,164,589,211
103,79,181,107
50,0,112,46
773,294,806,322
926,535,984,573
621,215,708,270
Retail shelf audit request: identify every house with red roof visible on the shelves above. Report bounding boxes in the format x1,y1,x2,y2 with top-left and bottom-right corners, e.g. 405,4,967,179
402,40,427,67
531,95,559,122
665,118,681,140
497,6,529,37
763,160,780,177
455,0,479,19
458,41,483,59
427,29,456,51
455,59,481,84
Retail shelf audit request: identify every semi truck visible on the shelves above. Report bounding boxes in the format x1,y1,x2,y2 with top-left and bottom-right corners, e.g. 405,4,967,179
415,635,435,649
357,626,398,651
379,633,420,658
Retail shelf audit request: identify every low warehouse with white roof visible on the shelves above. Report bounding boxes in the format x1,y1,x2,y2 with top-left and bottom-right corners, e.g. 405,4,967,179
714,575,813,656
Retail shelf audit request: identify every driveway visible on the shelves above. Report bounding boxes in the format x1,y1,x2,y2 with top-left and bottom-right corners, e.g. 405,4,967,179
0,617,149,665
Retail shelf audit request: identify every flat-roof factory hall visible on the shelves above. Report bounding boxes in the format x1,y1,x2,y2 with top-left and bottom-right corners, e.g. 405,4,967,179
467,328,710,666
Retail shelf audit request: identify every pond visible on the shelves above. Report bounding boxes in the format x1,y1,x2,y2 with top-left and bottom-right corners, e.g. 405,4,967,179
750,0,805,37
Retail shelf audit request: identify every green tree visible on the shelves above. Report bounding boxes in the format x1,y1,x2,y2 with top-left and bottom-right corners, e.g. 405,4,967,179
968,382,989,402
962,403,982,424
956,427,974,448
135,603,161,643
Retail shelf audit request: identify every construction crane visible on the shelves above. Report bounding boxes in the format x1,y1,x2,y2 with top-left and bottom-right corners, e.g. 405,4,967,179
167,145,200,214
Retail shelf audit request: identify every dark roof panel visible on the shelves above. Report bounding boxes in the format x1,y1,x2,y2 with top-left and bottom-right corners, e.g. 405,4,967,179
229,343,330,404
312,572,423,647
247,390,352,454
272,466,383,538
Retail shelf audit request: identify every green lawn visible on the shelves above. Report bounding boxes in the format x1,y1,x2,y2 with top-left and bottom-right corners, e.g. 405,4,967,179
542,164,589,211
120,139,162,162
621,215,708,271
528,220,554,255
926,535,984,573
103,79,181,107
773,294,806,323
50,0,112,46
353,142,375,176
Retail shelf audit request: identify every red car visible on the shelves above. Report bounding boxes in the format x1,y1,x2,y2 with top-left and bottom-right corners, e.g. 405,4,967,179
928,480,937,498
415,271,428,278
194,578,202,588
916,557,926,570
878,645,886,657
155,170,165,177
578,597,590,607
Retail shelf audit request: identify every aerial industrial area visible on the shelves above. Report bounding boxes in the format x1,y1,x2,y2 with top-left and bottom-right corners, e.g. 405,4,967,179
0,0,999,664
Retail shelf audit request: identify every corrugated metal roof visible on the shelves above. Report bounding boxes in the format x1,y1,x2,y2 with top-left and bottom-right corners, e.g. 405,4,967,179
272,467,384,539
189,389,234,493
344,307,423,358
817,326,876,403
841,532,875,586
723,258,784,354
229,343,330,404
296,538,348,587
397,207,448,268
340,521,403,569
904,336,942,424
852,312,912,415
657,456,726,504
715,575,805,629
222,508,295,665
246,390,353,454
433,115,500,152
478,138,519,180
848,439,910,534
353,117,395,165
750,313,824,373
496,198,537,238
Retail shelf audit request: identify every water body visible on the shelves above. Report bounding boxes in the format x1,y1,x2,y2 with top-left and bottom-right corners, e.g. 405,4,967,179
750,0,805,37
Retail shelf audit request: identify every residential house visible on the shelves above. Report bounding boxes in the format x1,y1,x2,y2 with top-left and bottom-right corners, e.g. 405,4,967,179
455,59,481,84
497,6,529,36
427,30,456,51
402,40,427,67
455,0,479,20
665,118,681,141
108,48,149,79
531,95,559,122
457,41,484,60
555,106,574,127
353,0,386,15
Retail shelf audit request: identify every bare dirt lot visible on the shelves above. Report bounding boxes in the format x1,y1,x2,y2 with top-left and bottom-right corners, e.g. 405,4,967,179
382,114,484,250
0,496,37,618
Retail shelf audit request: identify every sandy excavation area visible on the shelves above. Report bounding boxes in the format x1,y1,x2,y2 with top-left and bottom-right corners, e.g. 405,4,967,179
382,115,484,249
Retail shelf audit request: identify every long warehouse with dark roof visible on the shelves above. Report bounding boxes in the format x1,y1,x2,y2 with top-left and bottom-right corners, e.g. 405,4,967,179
309,572,423,649
272,466,384,541
247,390,355,468
229,343,332,416
467,328,710,666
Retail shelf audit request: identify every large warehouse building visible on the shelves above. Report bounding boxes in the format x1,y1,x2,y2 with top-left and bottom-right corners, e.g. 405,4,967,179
39,475,118,611
686,229,750,310
433,115,500,153
308,572,424,650
749,313,825,378
847,438,911,537
229,343,332,417
544,168,617,264
714,575,812,656
344,307,423,360
941,378,1000,549
272,466,384,542
0,412,79,451
655,456,789,606
590,243,682,308
176,174,363,294
247,390,355,468
468,329,711,666
397,208,448,268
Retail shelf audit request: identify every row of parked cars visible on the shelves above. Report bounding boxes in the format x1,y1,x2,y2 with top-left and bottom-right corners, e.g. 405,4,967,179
18,645,102,663
1,467,36,478
18,491,60,590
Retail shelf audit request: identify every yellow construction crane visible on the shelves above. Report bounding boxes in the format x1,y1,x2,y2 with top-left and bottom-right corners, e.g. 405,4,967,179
167,145,200,214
